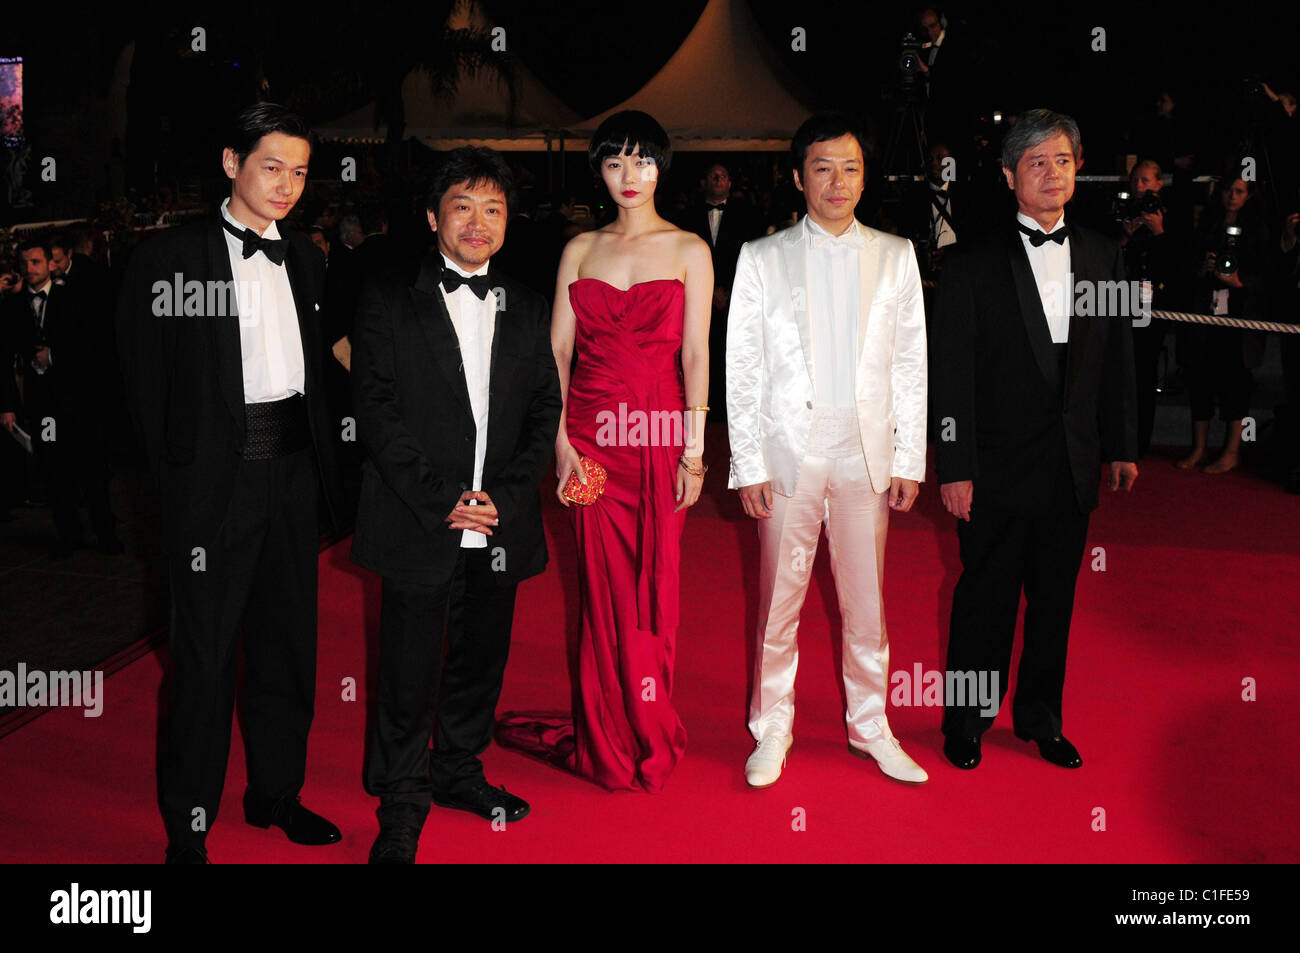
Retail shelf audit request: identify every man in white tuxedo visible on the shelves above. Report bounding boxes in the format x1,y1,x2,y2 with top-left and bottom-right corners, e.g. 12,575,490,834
727,112,929,787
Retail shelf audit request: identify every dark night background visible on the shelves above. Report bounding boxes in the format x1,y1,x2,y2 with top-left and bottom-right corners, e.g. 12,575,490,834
4,0,1300,229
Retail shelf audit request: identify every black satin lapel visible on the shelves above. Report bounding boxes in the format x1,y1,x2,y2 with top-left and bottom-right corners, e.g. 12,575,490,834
207,219,245,439
1005,229,1061,394
485,269,518,431
412,273,474,419
1063,228,1092,402
284,239,322,407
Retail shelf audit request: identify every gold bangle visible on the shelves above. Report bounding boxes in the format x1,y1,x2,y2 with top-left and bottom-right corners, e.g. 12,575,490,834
678,455,707,477
686,405,710,412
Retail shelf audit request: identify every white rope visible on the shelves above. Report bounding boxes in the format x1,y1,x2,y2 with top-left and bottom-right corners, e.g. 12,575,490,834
1149,310,1300,333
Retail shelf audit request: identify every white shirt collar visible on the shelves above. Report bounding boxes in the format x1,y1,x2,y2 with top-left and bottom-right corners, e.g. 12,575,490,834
804,215,861,242
440,252,489,279
30,278,52,296
221,197,280,240
1017,210,1066,236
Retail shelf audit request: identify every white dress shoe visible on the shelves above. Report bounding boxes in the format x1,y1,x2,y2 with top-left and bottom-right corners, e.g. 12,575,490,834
745,734,793,788
858,733,928,784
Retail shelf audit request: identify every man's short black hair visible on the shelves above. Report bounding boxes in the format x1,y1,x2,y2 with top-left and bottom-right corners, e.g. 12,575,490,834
17,237,51,259
426,146,516,214
790,111,867,172
224,102,314,167
588,110,672,176
49,232,71,254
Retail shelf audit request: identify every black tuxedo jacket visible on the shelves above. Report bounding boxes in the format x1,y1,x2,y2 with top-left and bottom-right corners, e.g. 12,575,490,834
685,197,762,293
905,181,968,252
933,221,1138,513
114,216,343,552
349,255,562,587
2,282,91,420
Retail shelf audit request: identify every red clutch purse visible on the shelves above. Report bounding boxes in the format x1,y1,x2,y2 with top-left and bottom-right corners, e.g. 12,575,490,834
562,456,607,505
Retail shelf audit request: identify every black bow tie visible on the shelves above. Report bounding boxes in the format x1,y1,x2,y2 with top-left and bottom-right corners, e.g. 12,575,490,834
30,290,47,301
1018,222,1069,247
222,217,287,265
706,202,726,212
441,269,492,300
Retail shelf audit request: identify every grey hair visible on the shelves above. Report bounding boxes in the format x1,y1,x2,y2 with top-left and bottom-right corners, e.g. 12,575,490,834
1000,108,1082,172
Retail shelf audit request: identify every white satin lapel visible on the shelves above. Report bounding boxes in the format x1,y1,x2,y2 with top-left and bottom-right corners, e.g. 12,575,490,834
781,222,815,391
856,224,880,366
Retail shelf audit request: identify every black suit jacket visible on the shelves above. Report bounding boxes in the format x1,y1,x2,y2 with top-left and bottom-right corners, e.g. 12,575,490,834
349,255,562,587
114,216,343,552
1,281,94,422
685,197,762,293
933,221,1138,513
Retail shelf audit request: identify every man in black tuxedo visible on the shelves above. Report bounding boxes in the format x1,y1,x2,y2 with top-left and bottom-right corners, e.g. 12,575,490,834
351,147,561,864
2,239,121,557
685,163,761,416
933,109,1139,771
115,103,344,863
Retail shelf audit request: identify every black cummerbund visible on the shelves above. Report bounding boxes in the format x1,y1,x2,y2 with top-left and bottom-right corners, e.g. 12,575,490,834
242,393,311,460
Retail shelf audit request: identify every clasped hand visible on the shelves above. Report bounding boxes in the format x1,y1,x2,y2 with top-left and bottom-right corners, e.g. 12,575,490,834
446,490,498,535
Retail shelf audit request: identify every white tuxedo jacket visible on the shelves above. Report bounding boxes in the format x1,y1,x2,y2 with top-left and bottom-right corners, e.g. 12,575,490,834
725,216,927,496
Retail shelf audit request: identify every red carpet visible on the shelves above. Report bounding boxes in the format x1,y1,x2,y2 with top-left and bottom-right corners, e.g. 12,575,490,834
2,439,1298,863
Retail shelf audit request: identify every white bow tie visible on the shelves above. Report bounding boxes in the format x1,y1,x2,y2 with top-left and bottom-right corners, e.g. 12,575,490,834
810,229,865,250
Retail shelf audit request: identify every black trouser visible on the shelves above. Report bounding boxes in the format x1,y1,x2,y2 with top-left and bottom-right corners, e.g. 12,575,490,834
942,449,1091,741
708,303,728,420
160,447,319,849
27,401,115,545
1132,322,1167,458
1282,331,1300,476
366,548,518,827
1181,326,1253,423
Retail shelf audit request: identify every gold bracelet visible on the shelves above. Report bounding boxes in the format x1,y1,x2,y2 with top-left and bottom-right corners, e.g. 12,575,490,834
686,405,710,412
678,455,708,477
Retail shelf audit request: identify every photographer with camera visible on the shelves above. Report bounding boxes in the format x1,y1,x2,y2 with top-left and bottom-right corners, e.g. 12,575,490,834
1177,175,1272,474
1118,160,1183,458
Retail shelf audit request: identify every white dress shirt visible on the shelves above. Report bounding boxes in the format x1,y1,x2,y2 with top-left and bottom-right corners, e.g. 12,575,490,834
28,278,52,375
805,216,861,409
220,198,306,403
930,181,956,248
439,253,498,549
707,205,724,245
1017,210,1071,344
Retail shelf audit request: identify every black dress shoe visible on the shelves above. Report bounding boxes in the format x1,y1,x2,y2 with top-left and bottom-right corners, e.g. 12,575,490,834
369,824,422,864
432,780,530,823
943,734,982,769
164,844,209,864
244,792,342,844
1028,734,1083,768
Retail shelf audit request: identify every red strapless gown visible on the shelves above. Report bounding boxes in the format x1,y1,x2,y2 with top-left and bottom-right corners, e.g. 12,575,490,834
497,278,689,792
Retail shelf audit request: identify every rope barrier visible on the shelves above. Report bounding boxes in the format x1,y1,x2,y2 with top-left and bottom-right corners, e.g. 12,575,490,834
1149,310,1300,333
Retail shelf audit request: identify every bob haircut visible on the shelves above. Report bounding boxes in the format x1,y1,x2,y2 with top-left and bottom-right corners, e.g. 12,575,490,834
224,102,314,167
588,110,672,176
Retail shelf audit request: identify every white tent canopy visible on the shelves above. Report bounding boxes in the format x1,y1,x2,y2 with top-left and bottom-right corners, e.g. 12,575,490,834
573,0,816,151
315,5,580,150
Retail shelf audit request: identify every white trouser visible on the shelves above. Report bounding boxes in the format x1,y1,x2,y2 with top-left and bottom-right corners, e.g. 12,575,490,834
748,412,892,748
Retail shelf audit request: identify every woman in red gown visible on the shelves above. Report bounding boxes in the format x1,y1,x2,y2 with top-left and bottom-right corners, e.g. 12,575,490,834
499,111,712,792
